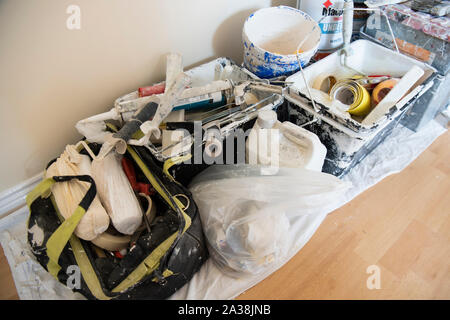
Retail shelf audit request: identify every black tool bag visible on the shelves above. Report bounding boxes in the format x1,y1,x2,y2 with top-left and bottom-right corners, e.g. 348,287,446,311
26,142,208,300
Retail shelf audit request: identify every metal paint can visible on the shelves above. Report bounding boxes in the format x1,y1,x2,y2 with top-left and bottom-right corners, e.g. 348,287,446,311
298,0,345,51
312,47,336,61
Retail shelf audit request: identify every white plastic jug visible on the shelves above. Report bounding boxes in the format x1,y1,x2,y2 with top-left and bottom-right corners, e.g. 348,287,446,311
246,110,327,171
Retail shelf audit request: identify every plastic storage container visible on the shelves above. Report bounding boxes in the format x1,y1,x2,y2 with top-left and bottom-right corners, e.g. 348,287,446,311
284,39,436,176
246,110,326,171
360,4,450,131
242,6,321,78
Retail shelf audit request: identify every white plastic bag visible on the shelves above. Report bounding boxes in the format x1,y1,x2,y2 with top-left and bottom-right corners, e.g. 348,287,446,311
189,164,351,277
91,153,143,235
45,145,110,241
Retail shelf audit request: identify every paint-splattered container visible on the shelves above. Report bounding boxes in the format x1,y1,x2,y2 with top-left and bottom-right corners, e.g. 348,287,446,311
242,6,321,79
283,40,436,177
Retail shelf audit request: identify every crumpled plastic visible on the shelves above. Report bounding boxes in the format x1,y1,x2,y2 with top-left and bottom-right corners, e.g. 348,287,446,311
188,164,351,277
1,119,446,300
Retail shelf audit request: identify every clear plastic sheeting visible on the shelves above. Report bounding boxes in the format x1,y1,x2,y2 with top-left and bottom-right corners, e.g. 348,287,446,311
0,120,447,300
0,207,86,300
189,165,350,277
171,119,447,299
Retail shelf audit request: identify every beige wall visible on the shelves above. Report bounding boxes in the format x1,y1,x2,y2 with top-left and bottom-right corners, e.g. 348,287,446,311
0,0,296,192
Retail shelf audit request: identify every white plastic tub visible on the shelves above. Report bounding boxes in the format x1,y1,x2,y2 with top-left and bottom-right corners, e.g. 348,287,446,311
242,6,321,79
286,39,435,135
284,39,436,176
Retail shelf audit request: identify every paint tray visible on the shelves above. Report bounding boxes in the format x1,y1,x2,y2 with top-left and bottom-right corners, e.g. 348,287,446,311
358,5,450,132
283,39,436,176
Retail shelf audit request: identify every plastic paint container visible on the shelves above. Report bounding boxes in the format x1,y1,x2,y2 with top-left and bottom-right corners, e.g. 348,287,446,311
242,6,321,79
298,0,345,51
246,110,326,171
284,39,436,176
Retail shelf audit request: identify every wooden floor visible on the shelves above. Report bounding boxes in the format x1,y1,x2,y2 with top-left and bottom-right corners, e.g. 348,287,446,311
0,130,449,300
0,245,19,300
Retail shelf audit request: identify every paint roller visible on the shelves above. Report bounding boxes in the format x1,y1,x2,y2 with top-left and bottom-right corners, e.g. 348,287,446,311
134,53,191,144
340,0,354,65
88,54,190,237
77,51,187,147
339,3,399,71
97,54,191,158
362,65,424,126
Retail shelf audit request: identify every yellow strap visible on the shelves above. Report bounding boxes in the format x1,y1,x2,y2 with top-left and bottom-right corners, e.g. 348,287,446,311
46,205,87,278
109,146,193,291
100,123,192,289
127,146,192,230
50,197,112,300
132,129,145,140
26,178,55,208
68,234,112,300
152,269,174,282
163,154,192,181
26,176,53,228
112,232,177,293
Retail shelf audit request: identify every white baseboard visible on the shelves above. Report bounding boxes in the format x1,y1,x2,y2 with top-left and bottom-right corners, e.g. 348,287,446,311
0,174,42,219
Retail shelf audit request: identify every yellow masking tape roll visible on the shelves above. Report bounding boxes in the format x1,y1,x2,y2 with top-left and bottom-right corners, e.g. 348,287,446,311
312,74,337,94
330,80,371,117
348,85,371,117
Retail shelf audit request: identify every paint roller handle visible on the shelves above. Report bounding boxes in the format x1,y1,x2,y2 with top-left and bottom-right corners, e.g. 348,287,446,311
112,101,159,143
121,157,153,195
121,157,138,189
140,72,191,139
95,101,159,159
342,0,354,48
340,0,354,66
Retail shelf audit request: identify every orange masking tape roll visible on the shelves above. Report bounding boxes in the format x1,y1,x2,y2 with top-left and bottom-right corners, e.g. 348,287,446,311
372,78,400,106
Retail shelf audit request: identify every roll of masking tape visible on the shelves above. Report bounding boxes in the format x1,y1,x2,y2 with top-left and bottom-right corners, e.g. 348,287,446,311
312,74,337,94
91,232,131,251
372,78,400,106
330,80,371,117
91,197,156,251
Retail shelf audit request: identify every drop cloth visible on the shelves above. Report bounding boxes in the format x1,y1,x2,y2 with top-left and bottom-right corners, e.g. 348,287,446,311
0,119,446,300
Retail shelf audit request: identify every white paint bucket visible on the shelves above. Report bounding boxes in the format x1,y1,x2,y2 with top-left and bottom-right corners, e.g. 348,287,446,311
242,6,321,79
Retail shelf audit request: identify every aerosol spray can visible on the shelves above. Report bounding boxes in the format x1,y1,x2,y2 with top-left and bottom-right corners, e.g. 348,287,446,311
298,0,346,59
